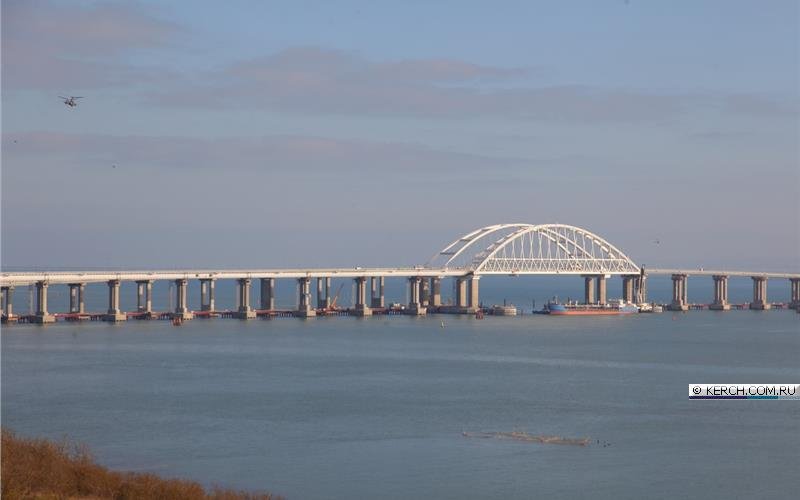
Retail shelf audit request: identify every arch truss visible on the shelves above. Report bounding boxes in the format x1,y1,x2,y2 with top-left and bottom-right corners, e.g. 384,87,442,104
427,224,640,275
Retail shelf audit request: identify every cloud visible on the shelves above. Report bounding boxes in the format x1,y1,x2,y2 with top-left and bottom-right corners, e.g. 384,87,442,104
1,0,178,90
147,47,797,122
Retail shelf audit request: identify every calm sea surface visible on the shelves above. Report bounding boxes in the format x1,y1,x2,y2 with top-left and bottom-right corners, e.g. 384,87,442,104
2,277,799,499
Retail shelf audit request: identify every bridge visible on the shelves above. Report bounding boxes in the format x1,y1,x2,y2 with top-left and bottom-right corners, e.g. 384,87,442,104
2,223,798,323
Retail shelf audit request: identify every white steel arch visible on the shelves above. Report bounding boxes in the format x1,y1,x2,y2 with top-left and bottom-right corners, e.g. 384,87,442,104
426,223,641,275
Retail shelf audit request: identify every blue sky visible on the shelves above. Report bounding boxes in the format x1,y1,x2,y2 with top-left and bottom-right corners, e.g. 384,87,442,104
2,0,798,270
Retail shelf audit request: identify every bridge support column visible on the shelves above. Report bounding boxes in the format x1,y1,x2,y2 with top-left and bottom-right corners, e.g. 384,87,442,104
260,278,274,311
136,280,153,314
406,277,426,315
370,277,384,308
296,278,316,317
621,277,634,303
430,278,442,307
1,286,17,322
633,274,647,304
68,283,86,314
709,275,730,310
456,277,468,309
597,275,607,305
105,279,127,322
583,276,595,304
33,281,55,323
750,276,770,310
200,279,215,313
789,278,800,309
468,275,480,311
353,277,371,316
236,278,256,319
420,279,430,307
667,274,689,311
317,277,330,310
173,279,193,320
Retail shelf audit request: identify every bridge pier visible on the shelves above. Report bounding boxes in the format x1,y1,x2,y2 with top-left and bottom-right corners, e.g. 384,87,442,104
406,277,426,315
236,278,256,319
1,286,17,322
136,280,153,314
105,279,127,322
317,277,330,309
468,275,480,310
430,278,442,307
32,281,55,323
750,276,770,310
633,274,647,303
370,277,384,308
296,277,316,317
200,278,216,312
353,277,372,316
709,275,730,310
419,278,430,307
597,275,607,305
667,274,689,311
789,278,800,309
260,278,274,311
68,283,86,314
173,279,193,320
583,276,595,304
456,277,468,309
621,276,634,303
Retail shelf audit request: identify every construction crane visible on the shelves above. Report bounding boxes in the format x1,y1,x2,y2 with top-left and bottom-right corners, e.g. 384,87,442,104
329,283,345,310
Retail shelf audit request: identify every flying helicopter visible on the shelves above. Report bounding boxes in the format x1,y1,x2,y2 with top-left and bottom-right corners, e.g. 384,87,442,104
59,96,83,108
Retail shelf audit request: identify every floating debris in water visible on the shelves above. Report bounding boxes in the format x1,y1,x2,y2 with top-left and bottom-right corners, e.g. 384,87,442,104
462,431,591,446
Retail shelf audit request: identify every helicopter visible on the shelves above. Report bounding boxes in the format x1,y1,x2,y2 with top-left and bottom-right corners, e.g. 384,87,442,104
59,96,83,108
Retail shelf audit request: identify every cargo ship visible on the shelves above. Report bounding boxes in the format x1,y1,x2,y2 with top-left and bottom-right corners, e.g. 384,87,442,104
538,298,639,316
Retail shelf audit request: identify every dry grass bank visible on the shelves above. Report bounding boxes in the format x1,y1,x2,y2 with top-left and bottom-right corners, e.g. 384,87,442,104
1,429,281,499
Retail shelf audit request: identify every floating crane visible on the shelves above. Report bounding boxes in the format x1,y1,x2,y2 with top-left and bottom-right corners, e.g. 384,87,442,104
328,283,345,311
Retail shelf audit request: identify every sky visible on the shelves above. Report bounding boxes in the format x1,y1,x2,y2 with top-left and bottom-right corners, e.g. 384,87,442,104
2,0,798,271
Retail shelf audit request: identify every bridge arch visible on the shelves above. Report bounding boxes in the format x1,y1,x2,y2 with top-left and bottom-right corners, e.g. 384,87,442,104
426,223,640,275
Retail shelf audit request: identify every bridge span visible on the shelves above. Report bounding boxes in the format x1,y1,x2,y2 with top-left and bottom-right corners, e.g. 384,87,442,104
2,223,798,323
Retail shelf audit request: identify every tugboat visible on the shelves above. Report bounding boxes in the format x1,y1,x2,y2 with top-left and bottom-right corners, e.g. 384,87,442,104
539,298,639,316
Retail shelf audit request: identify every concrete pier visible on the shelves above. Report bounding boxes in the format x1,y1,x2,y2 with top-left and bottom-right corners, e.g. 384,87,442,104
667,274,689,311
68,283,86,314
296,277,316,317
406,277,426,315
236,278,256,319
597,275,607,305
136,280,153,314
420,278,430,307
260,278,274,311
789,278,800,309
709,275,731,310
468,275,480,310
621,276,634,303
105,279,127,322
370,276,384,308
583,276,595,304
430,278,442,307
456,277,468,308
750,276,770,310
317,277,330,309
173,279,193,320
200,278,215,312
353,277,372,316
1,286,17,322
633,274,647,303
